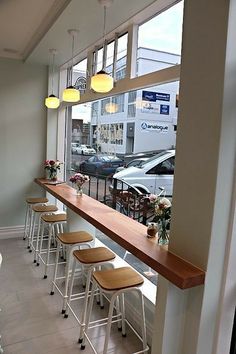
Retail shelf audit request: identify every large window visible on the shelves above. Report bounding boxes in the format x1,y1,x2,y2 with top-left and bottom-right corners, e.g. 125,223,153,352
62,3,182,287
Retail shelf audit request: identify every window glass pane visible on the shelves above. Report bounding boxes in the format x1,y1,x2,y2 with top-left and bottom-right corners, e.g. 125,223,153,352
96,47,104,72
73,58,87,94
106,40,115,74
101,98,110,115
66,80,179,175
112,94,125,113
115,33,128,81
137,1,183,76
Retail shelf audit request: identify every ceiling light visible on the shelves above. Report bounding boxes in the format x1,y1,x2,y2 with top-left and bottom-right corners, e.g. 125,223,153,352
45,49,60,109
91,0,114,93
63,29,80,103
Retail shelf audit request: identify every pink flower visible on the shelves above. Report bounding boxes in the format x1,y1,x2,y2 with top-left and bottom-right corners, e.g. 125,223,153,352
149,194,158,203
69,173,89,186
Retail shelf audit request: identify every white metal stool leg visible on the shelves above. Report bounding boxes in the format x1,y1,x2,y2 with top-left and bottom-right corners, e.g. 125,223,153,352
27,209,35,250
80,281,96,350
37,219,45,266
33,215,43,263
61,245,72,314
50,241,61,296
43,223,53,279
23,204,30,240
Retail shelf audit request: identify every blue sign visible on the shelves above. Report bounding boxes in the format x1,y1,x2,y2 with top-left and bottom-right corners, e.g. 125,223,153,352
160,104,170,115
142,91,156,102
142,90,170,102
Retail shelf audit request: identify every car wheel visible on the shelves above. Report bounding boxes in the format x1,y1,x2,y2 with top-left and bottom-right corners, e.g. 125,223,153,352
81,150,84,155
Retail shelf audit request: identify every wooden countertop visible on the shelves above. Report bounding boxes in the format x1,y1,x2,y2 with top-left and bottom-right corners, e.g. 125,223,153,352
35,178,205,290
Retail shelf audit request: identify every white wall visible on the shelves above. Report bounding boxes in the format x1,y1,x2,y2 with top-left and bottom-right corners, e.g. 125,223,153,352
0,58,48,228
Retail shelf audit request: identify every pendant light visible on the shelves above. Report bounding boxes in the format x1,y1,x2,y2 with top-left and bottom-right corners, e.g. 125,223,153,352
45,49,60,109
91,0,114,93
63,29,80,103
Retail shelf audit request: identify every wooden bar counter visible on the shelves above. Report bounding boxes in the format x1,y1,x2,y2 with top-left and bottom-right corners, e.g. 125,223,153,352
35,178,205,290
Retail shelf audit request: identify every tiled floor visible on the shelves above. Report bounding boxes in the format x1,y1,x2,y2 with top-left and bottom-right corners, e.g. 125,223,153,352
0,238,147,354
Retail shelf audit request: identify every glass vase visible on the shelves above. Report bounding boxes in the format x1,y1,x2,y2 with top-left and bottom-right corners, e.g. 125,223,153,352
49,169,57,181
76,185,83,196
158,220,169,245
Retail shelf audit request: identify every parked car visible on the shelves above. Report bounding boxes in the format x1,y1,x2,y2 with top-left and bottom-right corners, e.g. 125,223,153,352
76,144,96,155
79,155,125,176
115,157,149,173
71,142,81,154
112,150,175,195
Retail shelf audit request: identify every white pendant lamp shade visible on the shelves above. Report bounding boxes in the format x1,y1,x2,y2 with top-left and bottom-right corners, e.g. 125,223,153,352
45,49,60,109
91,70,114,93
91,0,114,93
63,29,80,103
45,94,60,109
63,85,80,102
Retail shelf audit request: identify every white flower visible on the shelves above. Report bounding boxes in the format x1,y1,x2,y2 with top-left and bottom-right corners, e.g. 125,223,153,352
159,197,171,208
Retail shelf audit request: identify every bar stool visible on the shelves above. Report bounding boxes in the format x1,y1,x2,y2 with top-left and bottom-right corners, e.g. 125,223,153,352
28,204,58,255
37,213,67,279
64,247,116,341
23,197,48,241
50,230,94,314
81,267,148,354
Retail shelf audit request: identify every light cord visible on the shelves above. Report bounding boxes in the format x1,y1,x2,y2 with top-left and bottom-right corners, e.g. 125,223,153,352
71,34,75,85
52,52,55,94
102,5,107,70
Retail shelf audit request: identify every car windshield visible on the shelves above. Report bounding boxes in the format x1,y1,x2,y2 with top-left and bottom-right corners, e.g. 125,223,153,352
128,159,144,167
98,155,122,162
138,151,171,167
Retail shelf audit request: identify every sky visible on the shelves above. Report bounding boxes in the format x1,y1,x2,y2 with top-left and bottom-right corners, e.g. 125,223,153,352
138,1,183,55
72,1,184,122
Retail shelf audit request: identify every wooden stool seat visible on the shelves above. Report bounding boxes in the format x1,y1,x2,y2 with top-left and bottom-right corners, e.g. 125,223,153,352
73,247,115,264
57,231,93,245
32,204,58,213
41,213,67,223
93,266,144,291
26,197,48,204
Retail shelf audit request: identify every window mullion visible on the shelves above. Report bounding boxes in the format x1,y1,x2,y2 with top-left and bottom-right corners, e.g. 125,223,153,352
126,24,138,79
112,32,119,81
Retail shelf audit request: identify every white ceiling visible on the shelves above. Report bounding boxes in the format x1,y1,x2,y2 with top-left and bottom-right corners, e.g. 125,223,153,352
0,0,158,66
0,0,71,60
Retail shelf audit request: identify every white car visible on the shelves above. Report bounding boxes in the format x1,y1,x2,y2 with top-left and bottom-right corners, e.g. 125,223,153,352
71,143,81,154
77,144,96,155
113,150,175,196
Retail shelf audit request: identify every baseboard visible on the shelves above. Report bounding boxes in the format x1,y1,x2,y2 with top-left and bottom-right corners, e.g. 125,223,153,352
0,225,24,239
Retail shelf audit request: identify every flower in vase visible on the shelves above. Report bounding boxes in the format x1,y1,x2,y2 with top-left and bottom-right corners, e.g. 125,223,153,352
69,173,90,190
44,159,62,180
148,194,171,244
